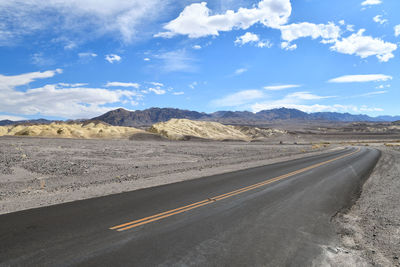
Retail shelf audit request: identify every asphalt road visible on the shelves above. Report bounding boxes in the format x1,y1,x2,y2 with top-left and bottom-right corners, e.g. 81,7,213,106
0,147,380,266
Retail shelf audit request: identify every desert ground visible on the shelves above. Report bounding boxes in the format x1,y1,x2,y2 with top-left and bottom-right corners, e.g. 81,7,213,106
1,120,400,266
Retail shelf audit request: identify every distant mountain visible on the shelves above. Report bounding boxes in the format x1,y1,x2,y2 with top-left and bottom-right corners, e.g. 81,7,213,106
376,115,400,122
0,118,54,126
309,112,374,122
92,107,209,126
2,108,398,128
91,107,400,127
0,120,14,126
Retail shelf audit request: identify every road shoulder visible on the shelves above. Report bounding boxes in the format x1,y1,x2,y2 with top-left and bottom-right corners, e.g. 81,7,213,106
318,145,400,266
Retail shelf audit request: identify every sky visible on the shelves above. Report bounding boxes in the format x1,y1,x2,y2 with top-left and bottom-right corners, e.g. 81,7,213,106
0,0,399,120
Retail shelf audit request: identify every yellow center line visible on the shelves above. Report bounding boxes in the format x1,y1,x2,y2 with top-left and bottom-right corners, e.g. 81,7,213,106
110,147,360,232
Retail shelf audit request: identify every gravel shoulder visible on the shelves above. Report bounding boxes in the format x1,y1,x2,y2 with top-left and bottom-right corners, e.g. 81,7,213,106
0,136,333,215
316,144,400,266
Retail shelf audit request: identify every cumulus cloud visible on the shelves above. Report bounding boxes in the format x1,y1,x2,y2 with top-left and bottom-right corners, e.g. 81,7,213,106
211,90,265,107
155,0,291,38
373,15,387,24
105,54,121,63
395,25,400,37
361,0,382,6
0,0,167,46
281,42,297,50
280,22,340,43
0,70,139,119
264,84,301,90
328,74,392,83
105,82,140,88
234,32,272,48
330,29,397,62
192,45,202,50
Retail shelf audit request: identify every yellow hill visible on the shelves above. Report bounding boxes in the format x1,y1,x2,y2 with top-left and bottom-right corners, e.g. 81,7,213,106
149,119,251,141
0,122,144,139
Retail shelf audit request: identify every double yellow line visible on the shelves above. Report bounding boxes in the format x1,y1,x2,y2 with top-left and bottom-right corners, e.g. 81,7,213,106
110,147,360,232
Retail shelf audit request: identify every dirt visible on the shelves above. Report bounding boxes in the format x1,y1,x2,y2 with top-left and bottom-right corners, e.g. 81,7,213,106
0,136,332,215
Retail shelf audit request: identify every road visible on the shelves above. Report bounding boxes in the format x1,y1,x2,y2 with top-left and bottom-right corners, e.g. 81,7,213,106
0,147,380,266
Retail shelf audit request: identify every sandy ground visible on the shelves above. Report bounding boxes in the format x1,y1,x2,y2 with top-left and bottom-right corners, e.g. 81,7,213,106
316,144,400,267
0,136,332,215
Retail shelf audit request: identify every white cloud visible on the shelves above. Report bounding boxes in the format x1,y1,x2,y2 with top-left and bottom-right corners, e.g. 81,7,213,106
212,89,381,114
148,87,166,95
0,70,139,119
280,22,341,43
251,91,336,113
373,15,387,24
31,53,56,66
330,29,397,62
154,49,196,72
211,90,265,107
376,84,390,89
144,57,151,61
328,74,392,83
105,54,121,63
264,84,301,90
346,25,355,32
78,52,97,58
234,68,248,75
192,45,202,50
361,90,387,96
361,0,382,6
234,32,272,48
0,0,167,46
106,82,140,88
173,91,184,95
58,83,88,87
395,25,400,37
0,69,62,88
235,32,259,45
0,115,28,121
251,102,383,113
155,0,291,38
257,40,273,48
281,41,297,50
287,91,333,100
189,81,198,89
150,82,164,87
339,20,345,26
251,91,380,113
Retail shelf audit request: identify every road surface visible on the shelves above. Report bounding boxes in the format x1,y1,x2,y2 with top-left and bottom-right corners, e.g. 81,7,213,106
0,147,380,266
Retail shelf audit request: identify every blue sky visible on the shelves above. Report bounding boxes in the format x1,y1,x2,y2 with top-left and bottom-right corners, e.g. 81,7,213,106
0,0,399,120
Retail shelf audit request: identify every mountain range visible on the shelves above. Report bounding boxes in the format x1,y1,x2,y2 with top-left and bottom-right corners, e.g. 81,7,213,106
2,108,400,127
92,107,400,126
